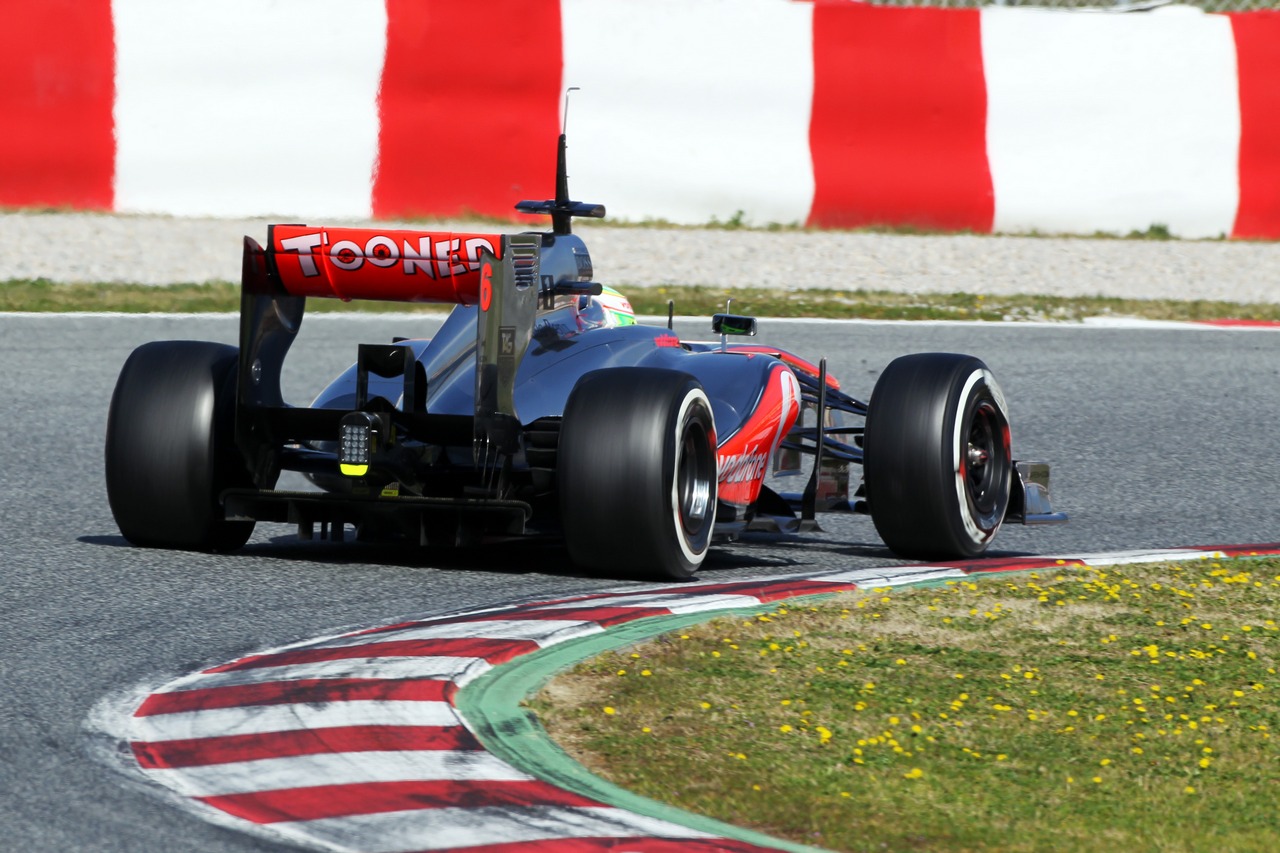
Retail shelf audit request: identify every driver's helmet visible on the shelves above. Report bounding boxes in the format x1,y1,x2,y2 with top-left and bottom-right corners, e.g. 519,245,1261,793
594,286,636,327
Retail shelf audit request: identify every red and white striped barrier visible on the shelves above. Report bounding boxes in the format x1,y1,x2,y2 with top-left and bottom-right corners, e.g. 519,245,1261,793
5,2,1279,238
119,544,1280,852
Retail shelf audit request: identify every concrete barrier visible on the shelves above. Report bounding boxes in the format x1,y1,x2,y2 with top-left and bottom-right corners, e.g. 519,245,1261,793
3,1,1277,238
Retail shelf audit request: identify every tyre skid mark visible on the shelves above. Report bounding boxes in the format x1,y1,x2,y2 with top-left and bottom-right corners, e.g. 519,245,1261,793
122,543,1280,852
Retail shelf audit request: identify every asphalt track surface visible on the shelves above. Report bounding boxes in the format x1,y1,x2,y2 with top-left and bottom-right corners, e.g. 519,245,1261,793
3,312,1279,852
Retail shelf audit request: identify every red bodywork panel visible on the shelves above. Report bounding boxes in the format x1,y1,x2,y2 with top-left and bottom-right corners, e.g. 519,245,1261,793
727,344,841,390
716,362,802,507
269,225,502,304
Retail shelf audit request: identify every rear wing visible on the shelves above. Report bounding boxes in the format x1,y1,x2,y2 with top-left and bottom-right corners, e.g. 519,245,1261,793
235,229,541,486
267,225,503,304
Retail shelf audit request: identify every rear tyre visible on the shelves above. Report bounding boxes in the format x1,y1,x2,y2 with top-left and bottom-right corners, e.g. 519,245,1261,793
864,353,1012,560
558,368,718,580
105,341,256,551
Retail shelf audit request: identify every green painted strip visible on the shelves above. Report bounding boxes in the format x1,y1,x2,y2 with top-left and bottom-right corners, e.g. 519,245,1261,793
457,604,834,853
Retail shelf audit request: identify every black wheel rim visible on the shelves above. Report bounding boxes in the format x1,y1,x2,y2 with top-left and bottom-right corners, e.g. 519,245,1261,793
677,419,714,538
964,400,1008,518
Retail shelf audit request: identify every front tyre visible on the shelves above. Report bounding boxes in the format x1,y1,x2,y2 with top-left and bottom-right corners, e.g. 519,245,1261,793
105,341,256,552
864,353,1012,560
558,368,718,581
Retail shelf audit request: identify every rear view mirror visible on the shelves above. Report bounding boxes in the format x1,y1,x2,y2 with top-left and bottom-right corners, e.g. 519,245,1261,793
711,313,757,336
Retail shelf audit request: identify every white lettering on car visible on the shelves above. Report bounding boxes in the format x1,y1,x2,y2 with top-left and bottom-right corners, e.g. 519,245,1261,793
718,451,769,484
277,233,496,277
465,236,493,267
365,235,398,268
329,239,363,271
402,237,435,277
280,232,324,276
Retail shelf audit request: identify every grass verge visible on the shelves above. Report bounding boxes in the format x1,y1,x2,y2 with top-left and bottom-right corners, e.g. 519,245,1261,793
622,288,1280,324
5,278,1280,324
531,557,1280,852
0,280,445,314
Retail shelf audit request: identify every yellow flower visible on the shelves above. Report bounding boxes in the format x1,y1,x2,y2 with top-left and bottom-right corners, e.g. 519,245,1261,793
903,768,924,779
603,706,616,715
699,701,712,710
640,669,652,677
779,724,793,733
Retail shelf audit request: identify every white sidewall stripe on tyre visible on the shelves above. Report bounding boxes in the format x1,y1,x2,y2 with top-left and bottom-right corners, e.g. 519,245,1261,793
951,368,1007,547
671,387,716,566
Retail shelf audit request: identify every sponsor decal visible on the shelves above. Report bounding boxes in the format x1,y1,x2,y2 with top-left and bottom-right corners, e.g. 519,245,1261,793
279,229,496,280
654,334,681,348
716,364,801,506
479,262,493,312
718,450,770,484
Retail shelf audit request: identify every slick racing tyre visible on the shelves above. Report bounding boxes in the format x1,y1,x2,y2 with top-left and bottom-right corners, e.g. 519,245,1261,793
864,353,1012,560
105,341,256,552
559,368,718,580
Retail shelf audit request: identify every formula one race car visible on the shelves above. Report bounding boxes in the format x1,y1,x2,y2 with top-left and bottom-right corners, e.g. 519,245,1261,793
105,135,1065,580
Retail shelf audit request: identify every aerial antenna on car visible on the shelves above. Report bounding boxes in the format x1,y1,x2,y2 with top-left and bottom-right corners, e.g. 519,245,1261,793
515,88,606,235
